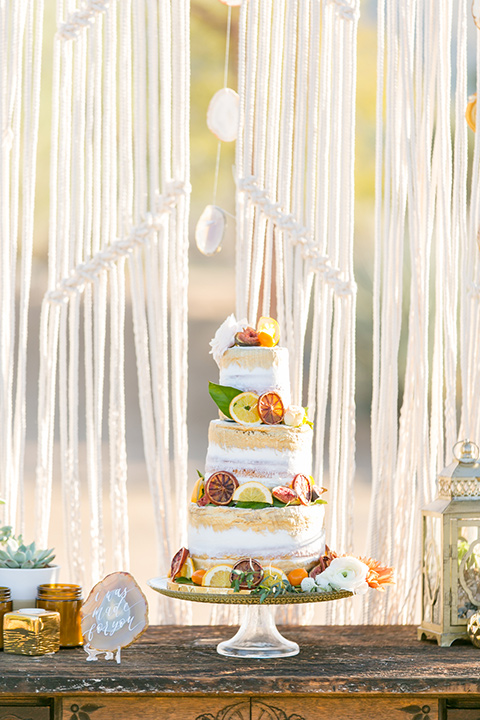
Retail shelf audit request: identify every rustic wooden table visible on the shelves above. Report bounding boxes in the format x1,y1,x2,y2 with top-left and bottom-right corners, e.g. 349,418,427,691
0,625,478,720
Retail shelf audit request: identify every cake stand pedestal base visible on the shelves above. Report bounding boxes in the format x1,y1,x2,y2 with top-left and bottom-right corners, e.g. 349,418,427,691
217,604,299,658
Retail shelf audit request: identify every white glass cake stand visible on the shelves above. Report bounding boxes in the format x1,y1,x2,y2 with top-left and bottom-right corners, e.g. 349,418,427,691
147,577,352,659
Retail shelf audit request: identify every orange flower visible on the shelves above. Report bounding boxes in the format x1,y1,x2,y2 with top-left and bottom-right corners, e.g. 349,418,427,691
358,556,395,591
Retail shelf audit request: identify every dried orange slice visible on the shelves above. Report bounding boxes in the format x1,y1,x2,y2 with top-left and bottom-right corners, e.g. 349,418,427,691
170,547,189,580
205,471,239,505
191,477,205,503
258,391,284,425
229,391,261,426
257,316,280,347
232,480,273,505
230,558,264,589
292,474,313,505
202,564,234,588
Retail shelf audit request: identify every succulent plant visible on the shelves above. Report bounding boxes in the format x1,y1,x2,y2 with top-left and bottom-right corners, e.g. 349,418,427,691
0,526,55,569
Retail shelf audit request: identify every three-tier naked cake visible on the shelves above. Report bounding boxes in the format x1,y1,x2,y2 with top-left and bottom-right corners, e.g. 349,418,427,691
168,315,327,591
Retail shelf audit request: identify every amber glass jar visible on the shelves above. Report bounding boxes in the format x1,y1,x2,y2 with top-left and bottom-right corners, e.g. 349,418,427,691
36,584,83,647
0,587,12,650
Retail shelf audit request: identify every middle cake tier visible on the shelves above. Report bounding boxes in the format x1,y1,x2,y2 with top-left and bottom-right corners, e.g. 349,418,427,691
205,419,313,489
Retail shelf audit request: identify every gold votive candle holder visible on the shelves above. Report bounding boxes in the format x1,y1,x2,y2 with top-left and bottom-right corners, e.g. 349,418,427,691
3,608,60,655
36,583,83,647
0,587,12,650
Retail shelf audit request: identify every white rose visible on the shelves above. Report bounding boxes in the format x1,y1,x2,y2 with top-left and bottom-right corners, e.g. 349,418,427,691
209,314,249,366
318,556,369,595
283,405,305,427
300,577,316,593
314,573,333,592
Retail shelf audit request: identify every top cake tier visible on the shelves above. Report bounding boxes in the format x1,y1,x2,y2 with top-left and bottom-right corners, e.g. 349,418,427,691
218,346,291,409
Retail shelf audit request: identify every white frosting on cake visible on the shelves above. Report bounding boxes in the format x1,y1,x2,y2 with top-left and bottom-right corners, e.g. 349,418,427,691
218,346,291,408
186,337,325,578
205,420,312,489
188,504,325,573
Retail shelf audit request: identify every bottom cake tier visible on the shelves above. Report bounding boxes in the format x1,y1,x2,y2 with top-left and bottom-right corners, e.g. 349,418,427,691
188,503,325,574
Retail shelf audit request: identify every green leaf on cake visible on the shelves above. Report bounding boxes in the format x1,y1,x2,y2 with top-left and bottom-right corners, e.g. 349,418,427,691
235,501,273,509
208,381,243,419
312,498,327,505
174,577,195,585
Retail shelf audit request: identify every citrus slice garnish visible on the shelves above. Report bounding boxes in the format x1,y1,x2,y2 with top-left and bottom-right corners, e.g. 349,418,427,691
229,391,261,426
191,477,205,503
292,474,313,505
232,480,273,505
258,391,284,424
202,564,234,588
170,547,189,580
257,316,280,347
205,471,238,505
230,558,264,589
176,556,195,580
262,566,288,588
466,93,477,132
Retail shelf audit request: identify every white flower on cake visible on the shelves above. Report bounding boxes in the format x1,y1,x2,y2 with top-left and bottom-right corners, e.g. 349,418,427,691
300,577,316,593
283,405,306,427
209,314,248,366
315,556,369,595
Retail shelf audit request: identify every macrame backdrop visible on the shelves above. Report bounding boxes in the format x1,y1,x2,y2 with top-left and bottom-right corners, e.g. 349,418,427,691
231,0,359,625
2,0,480,629
365,0,478,624
0,1,44,529
34,0,190,624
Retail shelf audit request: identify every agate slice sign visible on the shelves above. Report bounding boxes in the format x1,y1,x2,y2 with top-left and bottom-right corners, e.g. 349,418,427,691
81,571,148,663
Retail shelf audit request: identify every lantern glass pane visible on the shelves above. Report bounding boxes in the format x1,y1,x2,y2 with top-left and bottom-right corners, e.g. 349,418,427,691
457,522,480,621
423,515,441,624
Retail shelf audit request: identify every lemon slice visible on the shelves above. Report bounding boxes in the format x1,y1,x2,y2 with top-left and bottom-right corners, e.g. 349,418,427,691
176,556,195,580
202,564,234,588
262,566,288,588
190,477,204,503
232,481,273,505
229,392,261,425
257,316,280,347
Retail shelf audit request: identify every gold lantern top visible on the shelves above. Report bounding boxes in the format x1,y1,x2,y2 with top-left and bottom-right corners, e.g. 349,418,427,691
437,440,480,500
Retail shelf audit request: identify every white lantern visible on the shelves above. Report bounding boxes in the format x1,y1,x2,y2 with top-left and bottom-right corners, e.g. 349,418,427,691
418,440,480,646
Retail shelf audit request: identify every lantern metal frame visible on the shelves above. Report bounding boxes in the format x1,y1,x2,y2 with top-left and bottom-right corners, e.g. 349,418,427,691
418,440,480,647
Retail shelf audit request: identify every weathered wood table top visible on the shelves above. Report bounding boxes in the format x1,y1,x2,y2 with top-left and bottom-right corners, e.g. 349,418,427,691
0,625,478,697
